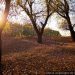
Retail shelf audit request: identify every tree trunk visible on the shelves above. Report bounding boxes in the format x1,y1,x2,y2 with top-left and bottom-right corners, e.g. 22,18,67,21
66,15,75,41
0,0,11,74
69,24,75,41
0,32,3,75
37,33,43,44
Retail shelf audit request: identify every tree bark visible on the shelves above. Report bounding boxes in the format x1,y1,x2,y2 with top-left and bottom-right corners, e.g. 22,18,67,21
66,15,75,41
0,0,11,74
0,32,3,75
37,33,43,44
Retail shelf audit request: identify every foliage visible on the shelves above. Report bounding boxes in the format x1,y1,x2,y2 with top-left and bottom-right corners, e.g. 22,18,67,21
22,24,36,36
17,0,22,5
44,28,60,36
10,23,23,37
2,22,12,36
2,23,60,37
58,18,68,29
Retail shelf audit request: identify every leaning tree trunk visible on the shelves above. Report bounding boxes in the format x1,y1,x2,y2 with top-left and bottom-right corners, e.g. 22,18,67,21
0,0,11,74
67,15,75,41
0,31,3,75
37,33,43,44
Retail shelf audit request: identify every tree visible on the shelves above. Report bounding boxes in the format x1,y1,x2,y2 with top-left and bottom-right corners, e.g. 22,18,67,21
49,0,75,41
17,0,53,43
0,0,11,74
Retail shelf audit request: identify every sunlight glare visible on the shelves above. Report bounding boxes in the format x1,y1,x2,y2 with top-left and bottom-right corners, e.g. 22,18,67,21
0,13,3,28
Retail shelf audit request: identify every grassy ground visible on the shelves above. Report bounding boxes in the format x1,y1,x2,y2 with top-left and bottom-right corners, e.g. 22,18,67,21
2,35,75,75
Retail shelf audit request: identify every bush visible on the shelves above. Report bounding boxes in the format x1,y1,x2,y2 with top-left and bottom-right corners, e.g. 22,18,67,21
22,24,36,36
44,28,60,36
2,22,60,37
10,23,23,37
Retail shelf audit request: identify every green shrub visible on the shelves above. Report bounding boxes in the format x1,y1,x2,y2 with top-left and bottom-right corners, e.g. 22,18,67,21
22,24,36,36
10,23,23,37
44,28,60,36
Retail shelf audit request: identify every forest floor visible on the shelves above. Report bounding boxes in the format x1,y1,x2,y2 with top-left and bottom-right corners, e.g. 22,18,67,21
2,36,75,75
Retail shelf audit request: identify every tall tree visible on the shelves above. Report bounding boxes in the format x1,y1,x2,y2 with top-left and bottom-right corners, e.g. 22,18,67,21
49,0,75,41
17,0,53,43
0,0,11,74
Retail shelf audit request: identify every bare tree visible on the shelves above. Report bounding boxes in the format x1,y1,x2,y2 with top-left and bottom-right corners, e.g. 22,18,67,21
49,0,75,41
0,0,11,74
17,0,53,43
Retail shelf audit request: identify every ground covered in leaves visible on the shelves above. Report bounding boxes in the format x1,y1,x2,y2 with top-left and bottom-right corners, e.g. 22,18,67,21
2,36,75,75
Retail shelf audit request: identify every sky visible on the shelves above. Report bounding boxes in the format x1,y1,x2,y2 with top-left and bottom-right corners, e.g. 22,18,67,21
0,0,75,36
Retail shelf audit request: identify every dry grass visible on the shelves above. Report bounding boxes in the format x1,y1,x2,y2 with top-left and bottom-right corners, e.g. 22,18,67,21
2,36,75,75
